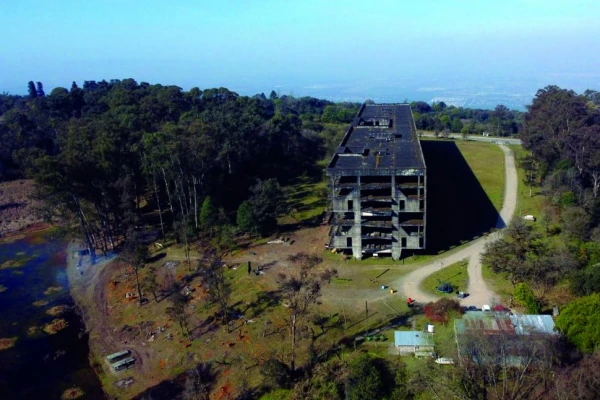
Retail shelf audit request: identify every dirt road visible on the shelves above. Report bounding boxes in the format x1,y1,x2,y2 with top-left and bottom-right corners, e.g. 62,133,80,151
396,144,518,306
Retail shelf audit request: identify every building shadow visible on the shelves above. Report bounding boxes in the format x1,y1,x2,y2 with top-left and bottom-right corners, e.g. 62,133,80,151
421,140,500,253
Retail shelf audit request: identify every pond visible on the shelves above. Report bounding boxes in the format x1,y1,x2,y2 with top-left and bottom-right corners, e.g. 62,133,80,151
0,233,104,399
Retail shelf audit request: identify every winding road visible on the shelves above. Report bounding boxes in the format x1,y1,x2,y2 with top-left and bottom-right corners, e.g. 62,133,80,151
395,144,518,306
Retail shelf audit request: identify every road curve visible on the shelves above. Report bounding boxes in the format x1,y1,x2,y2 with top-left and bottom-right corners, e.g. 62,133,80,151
396,144,518,306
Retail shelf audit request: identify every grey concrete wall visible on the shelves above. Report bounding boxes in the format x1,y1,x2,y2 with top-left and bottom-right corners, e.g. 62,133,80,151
352,176,362,260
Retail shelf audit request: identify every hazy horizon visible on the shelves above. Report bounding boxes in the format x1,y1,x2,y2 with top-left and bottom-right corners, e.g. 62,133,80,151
2,0,599,109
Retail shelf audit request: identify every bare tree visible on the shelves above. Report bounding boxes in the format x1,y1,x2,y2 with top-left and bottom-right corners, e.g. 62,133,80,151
457,331,559,400
166,290,189,337
181,363,217,400
200,252,231,331
143,266,159,302
278,253,337,371
122,230,149,306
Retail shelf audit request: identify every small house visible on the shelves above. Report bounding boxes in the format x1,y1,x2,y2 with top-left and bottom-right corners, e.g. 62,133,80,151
394,331,434,356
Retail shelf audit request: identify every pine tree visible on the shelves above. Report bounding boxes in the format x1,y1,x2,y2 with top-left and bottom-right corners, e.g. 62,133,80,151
27,81,37,98
36,82,45,97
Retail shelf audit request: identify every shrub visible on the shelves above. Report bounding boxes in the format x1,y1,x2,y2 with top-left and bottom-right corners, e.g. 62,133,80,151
423,298,462,324
514,283,541,314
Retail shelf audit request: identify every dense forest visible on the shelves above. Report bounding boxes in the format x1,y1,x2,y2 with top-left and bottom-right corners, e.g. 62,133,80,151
0,80,359,258
411,100,523,136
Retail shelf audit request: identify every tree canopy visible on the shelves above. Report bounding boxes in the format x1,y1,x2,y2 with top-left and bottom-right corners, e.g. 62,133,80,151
555,293,600,353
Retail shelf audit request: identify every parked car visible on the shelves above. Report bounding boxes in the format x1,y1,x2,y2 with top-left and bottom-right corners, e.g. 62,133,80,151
435,357,455,365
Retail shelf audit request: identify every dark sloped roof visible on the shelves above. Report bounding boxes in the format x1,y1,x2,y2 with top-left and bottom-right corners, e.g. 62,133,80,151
327,103,425,173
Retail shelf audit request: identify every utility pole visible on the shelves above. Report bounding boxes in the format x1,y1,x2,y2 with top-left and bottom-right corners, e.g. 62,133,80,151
342,300,347,331
365,301,369,337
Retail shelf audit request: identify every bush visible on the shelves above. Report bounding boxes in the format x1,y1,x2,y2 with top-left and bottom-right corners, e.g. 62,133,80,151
571,264,600,296
514,283,541,313
555,293,600,353
423,298,462,324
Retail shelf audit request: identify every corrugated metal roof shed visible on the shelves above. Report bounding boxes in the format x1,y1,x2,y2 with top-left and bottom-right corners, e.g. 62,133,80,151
454,312,557,337
510,314,557,336
394,331,434,347
454,311,516,336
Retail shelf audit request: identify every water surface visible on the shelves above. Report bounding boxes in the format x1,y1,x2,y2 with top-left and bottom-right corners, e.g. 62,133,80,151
0,234,104,400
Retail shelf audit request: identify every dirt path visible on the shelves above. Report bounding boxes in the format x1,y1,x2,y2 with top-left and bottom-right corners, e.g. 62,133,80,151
395,144,518,306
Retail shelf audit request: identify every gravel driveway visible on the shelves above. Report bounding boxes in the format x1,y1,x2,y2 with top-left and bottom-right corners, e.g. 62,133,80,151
396,144,518,306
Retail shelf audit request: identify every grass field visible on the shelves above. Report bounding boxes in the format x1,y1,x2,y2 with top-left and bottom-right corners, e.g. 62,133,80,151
279,176,327,225
453,140,505,211
509,144,546,218
420,260,469,297
481,264,514,304
421,139,503,252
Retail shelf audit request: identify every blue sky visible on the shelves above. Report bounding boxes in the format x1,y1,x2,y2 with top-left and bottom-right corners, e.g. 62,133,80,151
1,0,599,99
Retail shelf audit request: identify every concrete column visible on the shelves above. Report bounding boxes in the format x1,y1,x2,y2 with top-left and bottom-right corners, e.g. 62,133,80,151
391,175,401,260
422,171,427,249
352,176,362,260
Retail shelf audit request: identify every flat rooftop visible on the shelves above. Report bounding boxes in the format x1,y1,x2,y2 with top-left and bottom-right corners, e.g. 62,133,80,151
327,103,425,174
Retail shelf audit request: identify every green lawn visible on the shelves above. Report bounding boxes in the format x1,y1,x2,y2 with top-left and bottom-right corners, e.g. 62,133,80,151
453,140,505,212
420,260,469,296
279,176,327,224
482,264,514,303
509,144,546,218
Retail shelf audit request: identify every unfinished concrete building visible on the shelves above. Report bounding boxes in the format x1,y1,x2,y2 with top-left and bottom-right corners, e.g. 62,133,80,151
326,103,426,260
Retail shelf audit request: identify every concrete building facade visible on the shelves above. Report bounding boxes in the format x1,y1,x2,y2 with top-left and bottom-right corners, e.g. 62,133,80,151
326,103,426,260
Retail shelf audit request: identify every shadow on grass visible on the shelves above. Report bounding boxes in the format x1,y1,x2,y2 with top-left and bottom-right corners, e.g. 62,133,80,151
421,140,501,254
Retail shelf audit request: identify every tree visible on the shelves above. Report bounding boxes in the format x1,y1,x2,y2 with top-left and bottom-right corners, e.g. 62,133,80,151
143,266,159,302
514,282,541,313
260,358,291,390
290,359,347,399
561,206,590,240
492,104,509,136
551,349,600,399
482,219,549,286
451,117,463,133
36,82,45,97
423,298,462,324
522,86,589,169
277,253,336,371
27,81,37,98
122,234,149,306
345,354,386,400
249,178,286,236
181,363,217,400
555,293,600,353
521,154,539,197
456,330,559,399
199,196,218,236
571,263,600,296
166,290,189,337
200,252,231,331
236,200,255,233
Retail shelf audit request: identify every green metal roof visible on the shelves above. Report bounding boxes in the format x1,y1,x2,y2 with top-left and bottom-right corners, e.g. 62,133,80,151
394,331,434,347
